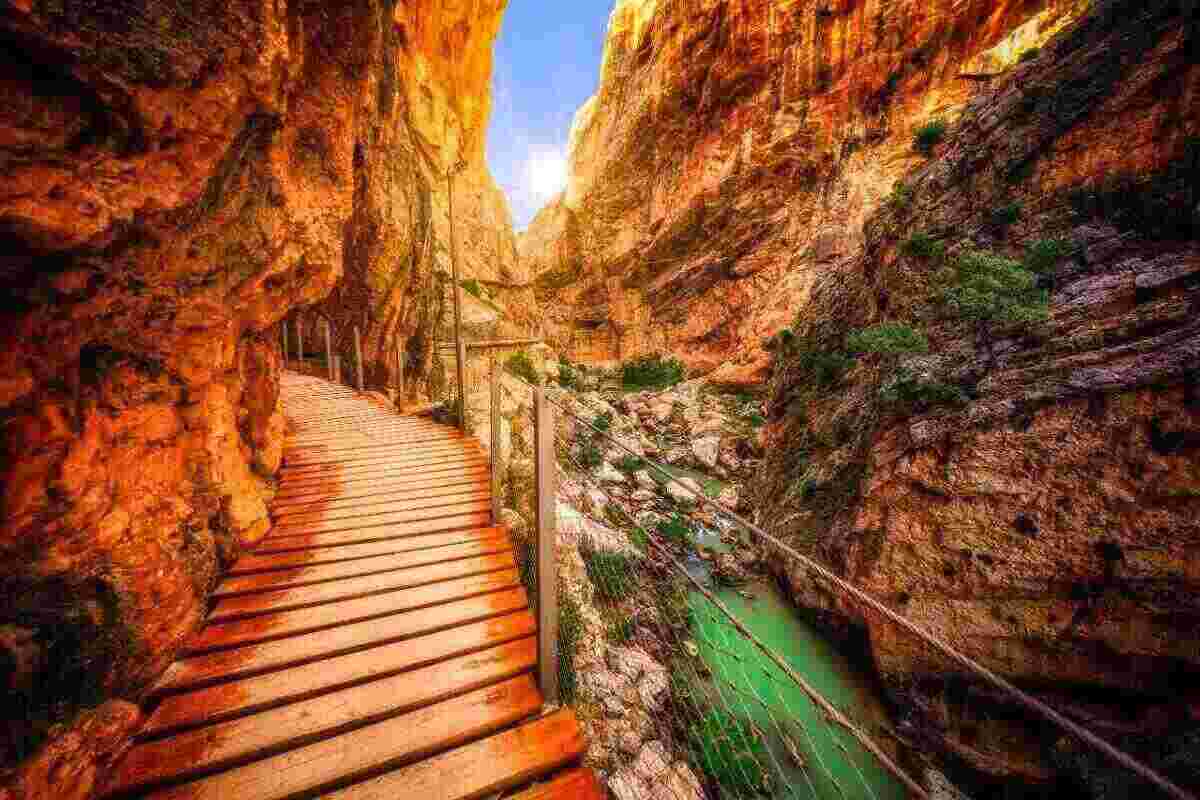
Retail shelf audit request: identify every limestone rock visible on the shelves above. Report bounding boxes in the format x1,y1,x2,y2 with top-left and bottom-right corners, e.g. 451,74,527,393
690,436,721,469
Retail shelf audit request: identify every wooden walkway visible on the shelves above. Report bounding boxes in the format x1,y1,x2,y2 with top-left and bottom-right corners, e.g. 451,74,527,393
102,372,601,800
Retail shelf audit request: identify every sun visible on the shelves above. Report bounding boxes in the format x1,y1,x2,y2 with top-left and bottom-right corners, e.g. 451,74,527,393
527,149,568,201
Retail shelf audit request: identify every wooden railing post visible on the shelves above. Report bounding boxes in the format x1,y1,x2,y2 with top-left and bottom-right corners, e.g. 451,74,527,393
282,319,289,367
490,357,501,524
354,326,364,392
333,355,341,385
534,384,558,706
297,316,303,367
395,340,404,397
325,319,334,382
457,340,468,432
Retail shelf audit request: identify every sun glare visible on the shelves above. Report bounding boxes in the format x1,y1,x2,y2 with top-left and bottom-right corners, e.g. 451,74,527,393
527,149,568,201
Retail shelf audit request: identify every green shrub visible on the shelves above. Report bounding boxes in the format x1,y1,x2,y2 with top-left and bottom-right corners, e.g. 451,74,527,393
941,250,1049,325
580,542,637,600
747,413,766,428
593,410,613,432
900,232,945,259
880,369,968,414
615,454,644,473
621,354,685,390
914,119,948,155
656,514,693,546
1019,47,1040,63
504,350,540,385
578,441,604,470
557,361,580,390
889,181,914,210
846,323,929,356
1025,238,1071,274
607,616,636,644
793,346,854,387
558,594,583,703
686,709,772,796
629,526,650,550
460,278,484,299
990,202,1022,228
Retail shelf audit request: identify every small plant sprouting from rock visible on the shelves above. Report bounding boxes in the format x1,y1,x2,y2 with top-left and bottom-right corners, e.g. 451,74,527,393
1025,237,1072,274
900,231,945,260
580,539,637,600
989,202,1022,229
615,454,644,473
847,323,930,356
621,354,685,390
606,616,636,644
914,119,948,155
888,180,914,211
578,440,604,470
557,360,580,390
685,707,773,796
1019,47,1041,63
504,350,540,384
592,410,614,432
941,250,1049,325
880,368,968,414
558,593,583,703
656,513,693,546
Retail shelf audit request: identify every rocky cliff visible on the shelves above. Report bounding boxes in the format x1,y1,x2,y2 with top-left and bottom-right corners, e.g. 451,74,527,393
521,0,1199,793
0,0,511,794
520,0,1091,382
754,0,1199,793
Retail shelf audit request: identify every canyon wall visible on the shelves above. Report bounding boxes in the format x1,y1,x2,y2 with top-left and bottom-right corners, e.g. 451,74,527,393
520,0,1089,382
521,0,1200,793
0,0,510,794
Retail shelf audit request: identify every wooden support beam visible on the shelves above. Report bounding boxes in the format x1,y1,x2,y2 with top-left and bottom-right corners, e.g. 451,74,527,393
325,319,334,382
354,326,365,392
490,356,501,524
533,384,558,706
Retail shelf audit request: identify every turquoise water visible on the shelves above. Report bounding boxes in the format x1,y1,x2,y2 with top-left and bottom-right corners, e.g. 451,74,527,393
682,527,909,799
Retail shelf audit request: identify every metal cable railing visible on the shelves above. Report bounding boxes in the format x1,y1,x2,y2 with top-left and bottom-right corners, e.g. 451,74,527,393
474,362,1197,800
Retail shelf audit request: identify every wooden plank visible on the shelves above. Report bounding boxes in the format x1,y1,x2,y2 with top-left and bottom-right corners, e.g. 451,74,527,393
218,536,510,593
196,570,522,651
108,639,538,797
281,445,480,475
210,553,517,618
255,512,494,551
229,527,504,573
284,438,472,464
324,708,585,800
144,612,537,737
275,457,490,489
157,588,529,693
268,499,492,537
140,676,543,800
272,489,491,528
272,467,490,504
508,769,606,800
271,480,490,517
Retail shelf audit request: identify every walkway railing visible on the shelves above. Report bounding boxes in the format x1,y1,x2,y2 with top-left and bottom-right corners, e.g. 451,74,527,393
463,355,1196,800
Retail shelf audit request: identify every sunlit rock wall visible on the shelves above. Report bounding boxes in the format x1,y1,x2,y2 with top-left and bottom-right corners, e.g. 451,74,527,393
0,0,512,792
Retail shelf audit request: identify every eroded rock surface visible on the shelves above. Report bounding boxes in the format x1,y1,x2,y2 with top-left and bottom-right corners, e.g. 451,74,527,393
520,0,1088,384
0,0,511,789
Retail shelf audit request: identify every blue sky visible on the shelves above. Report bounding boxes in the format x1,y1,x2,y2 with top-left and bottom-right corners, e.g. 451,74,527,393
487,1,615,230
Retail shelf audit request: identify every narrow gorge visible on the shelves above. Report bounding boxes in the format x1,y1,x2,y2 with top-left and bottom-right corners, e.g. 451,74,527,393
0,1,1197,799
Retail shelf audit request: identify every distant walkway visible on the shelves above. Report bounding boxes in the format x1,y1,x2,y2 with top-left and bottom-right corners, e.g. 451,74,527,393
101,372,600,800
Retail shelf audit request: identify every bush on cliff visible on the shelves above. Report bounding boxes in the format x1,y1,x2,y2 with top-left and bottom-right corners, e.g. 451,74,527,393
621,354,685,390
914,119,948,155
504,350,540,385
941,250,1049,325
847,323,930,356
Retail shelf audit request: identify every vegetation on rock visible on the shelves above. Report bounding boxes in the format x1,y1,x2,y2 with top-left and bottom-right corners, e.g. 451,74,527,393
621,354,686,390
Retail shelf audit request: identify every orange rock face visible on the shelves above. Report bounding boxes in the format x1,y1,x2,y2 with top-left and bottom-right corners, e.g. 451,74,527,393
520,0,1088,382
0,0,512,788
521,0,1199,789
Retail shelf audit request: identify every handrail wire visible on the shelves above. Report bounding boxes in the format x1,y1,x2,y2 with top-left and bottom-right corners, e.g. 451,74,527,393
509,374,1196,800
555,437,905,800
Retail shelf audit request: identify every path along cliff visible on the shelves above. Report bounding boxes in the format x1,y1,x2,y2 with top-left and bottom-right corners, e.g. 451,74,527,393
0,1,517,795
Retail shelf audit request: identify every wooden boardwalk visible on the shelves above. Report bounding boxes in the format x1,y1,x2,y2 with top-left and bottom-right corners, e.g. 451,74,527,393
102,372,601,800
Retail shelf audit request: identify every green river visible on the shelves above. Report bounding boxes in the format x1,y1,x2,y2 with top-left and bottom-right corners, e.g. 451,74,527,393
683,527,909,800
